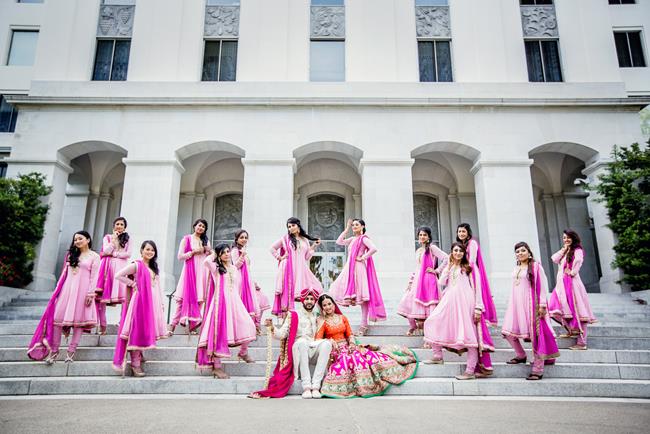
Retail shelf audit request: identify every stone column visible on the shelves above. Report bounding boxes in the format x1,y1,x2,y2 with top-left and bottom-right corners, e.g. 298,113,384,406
471,159,540,297
120,159,184,293
583,161,623,293
457,192,479,239
84,192,99,236
6,159,73,290
193,193,205,222
353,193,362,218
241,159,295,292
541,194,561,253
360,159,415,301
93,192,111,243
447,193,460,231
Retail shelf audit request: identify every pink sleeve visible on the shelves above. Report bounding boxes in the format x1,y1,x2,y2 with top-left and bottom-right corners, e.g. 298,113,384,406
467,240,478,267
471,271,484,311
204,240,212,254
571,249,584,274
115,262,138,287
336,231,354,246
177,237,192,261
537,264,549,306
551,249,564,264
232,249,245,269
438,267,450,287
429,245,448,272
102,235,114,255
305,240,314,260
269,238,283,260
204,256,217,274
115,240,131,259
88,254,101,295
361,237,377,258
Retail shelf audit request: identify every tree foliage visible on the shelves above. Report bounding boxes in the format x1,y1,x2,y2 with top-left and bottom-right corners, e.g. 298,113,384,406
0,173,52,287
593,141,650,291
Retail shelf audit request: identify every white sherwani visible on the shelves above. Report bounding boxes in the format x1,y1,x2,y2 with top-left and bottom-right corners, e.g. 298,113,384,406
273,306,332,390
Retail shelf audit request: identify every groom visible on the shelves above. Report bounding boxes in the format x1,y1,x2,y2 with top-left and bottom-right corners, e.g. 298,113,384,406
251,287,332,399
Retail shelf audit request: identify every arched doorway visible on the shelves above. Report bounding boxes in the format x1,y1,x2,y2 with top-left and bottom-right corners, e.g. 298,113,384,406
307,193,345,291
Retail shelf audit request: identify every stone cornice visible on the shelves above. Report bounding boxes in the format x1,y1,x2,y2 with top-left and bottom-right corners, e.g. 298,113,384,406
4,158,73,174
583,159,613,177
470,159,534,175
122,158,185,174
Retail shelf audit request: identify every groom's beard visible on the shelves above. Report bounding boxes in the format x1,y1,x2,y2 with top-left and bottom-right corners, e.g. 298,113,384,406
303,304,314,312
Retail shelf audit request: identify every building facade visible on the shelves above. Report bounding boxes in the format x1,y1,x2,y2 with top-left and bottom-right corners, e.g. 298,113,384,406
1,0,649,298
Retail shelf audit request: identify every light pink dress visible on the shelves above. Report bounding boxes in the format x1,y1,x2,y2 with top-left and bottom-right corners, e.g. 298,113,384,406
502,265,555,339
549,248,596,324
174,235,211,304
98,234,131,303
329,233,377,305
53,252,100,328
200,260,257,346
270,237,323,296
115,262,168,339
231,247,264,318
397,245,448,320
423,265,483,351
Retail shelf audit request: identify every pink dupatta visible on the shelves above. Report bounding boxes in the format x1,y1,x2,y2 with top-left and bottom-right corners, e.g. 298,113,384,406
414,248,440,306
196,272,230,367
253,310,299,398
273,235,294,315
531,262,560,360
469,240,498,326
344,235,386,322
178,235,202,331
560,249,583,334
235,248,256,316
96,235,115,302
112,260,157,371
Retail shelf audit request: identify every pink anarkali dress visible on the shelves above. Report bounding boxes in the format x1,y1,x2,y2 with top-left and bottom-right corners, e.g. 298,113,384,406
270,235,323,316
196,259,257,370
329,233,386,328
548,248,597,347
27,252,100,360
423,265,494,375
95,234,131,330
232,247,270,329
170,234,211,331
397,244,448,330
502,262,560,375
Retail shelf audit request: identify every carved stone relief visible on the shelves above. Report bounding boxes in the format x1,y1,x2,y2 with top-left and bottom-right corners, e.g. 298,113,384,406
213,193,242,243
205,6,240,38
413,194,440,243
520,5,558,38
415,6,451,38
311,6,345,39
97,5,135,37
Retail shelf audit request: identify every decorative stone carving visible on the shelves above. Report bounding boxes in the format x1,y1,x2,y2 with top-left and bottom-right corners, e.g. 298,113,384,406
308,194,344,243
520,5,558,38
204,6,240,38
97,5,135,37
413,194,440,242
415,6,451,38
311,6,345,39
213,193,243,243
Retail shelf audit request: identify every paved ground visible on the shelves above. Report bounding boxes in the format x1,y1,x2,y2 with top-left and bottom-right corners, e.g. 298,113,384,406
0,396,649,433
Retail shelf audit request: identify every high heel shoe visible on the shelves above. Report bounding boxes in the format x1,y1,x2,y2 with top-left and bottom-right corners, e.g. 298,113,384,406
238,353,254,363
132,366,145,377
356,326,368,336
64,352,75,363
212,368,230,379
166,324,175,337
44,351,59,365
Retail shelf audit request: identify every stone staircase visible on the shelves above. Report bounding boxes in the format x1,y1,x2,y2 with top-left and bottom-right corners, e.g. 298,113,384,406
0,289,649,398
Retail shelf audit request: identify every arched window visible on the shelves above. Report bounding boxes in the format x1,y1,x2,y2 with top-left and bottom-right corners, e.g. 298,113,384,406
307,193,345,290
212,193,242,246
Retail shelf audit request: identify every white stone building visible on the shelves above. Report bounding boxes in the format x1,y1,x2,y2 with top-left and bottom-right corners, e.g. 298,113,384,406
1,0,648,299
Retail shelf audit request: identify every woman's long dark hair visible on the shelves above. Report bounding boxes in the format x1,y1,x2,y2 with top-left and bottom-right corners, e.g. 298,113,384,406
113,216,129,248
68,231,92,268
353,218,367,234
286,217,319,250
563,229,583,264
417,226,432,249
233,229,248,249
449,241,472,275
514,241,535,287
456,223,473,245
141,240,159,276
317,293,339,313
213,243,230,275
193,218,209,247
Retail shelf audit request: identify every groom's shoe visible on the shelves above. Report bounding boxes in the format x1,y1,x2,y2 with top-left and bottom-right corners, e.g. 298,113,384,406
311,389,322,399
302,389,312,399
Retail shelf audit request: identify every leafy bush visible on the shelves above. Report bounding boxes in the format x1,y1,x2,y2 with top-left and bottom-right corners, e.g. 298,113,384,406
0,173,52,287
593,141,650,291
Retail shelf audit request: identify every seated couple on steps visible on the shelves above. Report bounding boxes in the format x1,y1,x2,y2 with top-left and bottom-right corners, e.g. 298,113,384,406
250,289,418,399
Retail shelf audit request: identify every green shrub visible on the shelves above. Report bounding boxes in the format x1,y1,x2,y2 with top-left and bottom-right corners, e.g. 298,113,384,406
0,173,52,287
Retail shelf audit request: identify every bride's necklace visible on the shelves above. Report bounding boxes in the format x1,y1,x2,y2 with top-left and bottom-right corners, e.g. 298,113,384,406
325,315,341,326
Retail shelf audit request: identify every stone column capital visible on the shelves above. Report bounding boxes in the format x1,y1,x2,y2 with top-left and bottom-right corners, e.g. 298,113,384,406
582,159,613,178
5,158,74,174
122,158,185,174
470,159,534,176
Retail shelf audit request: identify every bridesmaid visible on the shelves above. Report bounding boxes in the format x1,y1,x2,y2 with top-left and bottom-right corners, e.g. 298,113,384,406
197,243,257,379
329,218,386,335
423,242,494,380
456,223,496,375
232,229,270,334
397,226,448,336
269,217,323,318
502,242,560,380
95,216,132,335
548,229,597,350
112,240,168,377
169,218,212,334
27,231,99,364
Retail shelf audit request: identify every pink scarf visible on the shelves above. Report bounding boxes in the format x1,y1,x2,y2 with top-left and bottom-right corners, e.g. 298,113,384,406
196,272,230,366
531,262,560,359
96,235,115,300
469,240,498,326
253,310,299,398
235,248,256,316
178,235,202,331
112,260,157,371
414,247,440,306
344,235,386,322
561,249,583,334
27,258,69,360
273,235,294,315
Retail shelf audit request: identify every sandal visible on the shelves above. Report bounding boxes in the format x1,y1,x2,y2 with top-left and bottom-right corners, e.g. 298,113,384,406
132,366,145,377
405,328,417,336
64,352,76,363
506,357,527,365
212,368,230,379
526,373,543,381
455,373,476,380
569,344,587,351
422,358,444,364
44,351,59,365
167,324,175,337
97,325,107,336
356,326,368,336
238,353,255,363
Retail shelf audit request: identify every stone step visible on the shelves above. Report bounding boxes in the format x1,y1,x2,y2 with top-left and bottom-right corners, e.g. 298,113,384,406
1,376,648,398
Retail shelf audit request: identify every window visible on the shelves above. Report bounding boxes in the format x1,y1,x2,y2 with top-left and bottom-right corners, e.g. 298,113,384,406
418,41,452,82
416,0,448,5
520,0,553,4
206,0,240,4
17,0,44,3
614,31,646,67
311,0,344,5
92,39,131,81
0,162,7,178
310,41,345,81
609,0,635,4
7,30,38,66
413,194,440,248
212,194,242,246
202,40,237,81
525,40,562,82
101,0,135,4
0,96,18,133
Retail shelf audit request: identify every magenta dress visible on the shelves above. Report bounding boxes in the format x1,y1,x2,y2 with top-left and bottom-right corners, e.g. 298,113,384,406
97,235,131,304
397,244,448,320
53,252,100,329
174,235,211,305
199,259,257,348
329,233,377,305
270,236,323,315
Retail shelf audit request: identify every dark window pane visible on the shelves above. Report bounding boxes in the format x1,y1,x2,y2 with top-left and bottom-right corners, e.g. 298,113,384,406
202,41,220,81
628,32,646,67
521,0,553,4
0,95,18,133
219,41,238,81
0,163,7,179
111,40,130,81
541,40,562,82
92,40,114,81
614,32,632,67
609,0,635,4
311,0,344,5
525,41,544,82
436,41,453,82
418,41,435,82
416,0,448,5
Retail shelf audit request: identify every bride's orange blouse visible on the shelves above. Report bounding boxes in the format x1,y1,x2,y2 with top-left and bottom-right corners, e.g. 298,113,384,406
315,315,352,341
